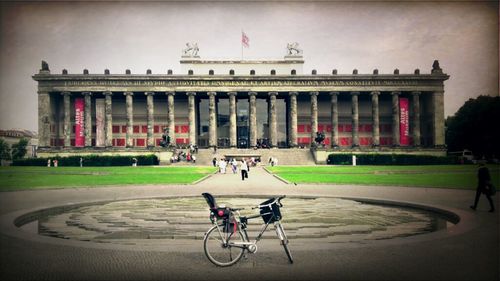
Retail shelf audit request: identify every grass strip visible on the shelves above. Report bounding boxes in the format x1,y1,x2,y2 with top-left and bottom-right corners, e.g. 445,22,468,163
0,166,217,191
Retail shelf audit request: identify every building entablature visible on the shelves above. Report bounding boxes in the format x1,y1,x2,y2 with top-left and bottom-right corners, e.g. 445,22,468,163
33,73,449,94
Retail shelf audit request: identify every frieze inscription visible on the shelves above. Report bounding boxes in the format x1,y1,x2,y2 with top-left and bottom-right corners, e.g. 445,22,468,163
61,80,425,87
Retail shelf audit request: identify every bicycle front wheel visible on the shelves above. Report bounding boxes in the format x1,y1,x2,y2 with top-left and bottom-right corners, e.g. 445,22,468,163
203,224,246,267
275,222,293,264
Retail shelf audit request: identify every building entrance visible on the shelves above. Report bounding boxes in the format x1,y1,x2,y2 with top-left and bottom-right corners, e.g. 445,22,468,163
237,99,249,148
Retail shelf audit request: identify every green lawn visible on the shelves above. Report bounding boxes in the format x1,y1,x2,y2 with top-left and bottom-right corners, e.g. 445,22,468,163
267,165,500,189
0,166,217,191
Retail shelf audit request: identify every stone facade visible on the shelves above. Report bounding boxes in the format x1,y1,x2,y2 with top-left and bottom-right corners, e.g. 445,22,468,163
33,56,449,158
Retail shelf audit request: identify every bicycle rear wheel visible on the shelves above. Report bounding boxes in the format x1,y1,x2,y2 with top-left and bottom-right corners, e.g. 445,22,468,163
203,224,245,267
275,222,293,264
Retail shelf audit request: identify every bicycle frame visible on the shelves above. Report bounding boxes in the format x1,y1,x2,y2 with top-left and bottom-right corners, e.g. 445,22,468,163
202,194,293,266
211,209,277,249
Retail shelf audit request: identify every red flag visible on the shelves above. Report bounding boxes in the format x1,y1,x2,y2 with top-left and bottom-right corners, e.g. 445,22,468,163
242,31,249,48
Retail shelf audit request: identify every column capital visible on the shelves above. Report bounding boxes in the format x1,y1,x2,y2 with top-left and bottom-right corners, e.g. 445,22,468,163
310,91,319,96
166,91,175,96
82,92,92,96
60,91,71,96
370,91,380,96
289,91,298,97
329,91,339,96
411,91,422,96
433,90,444,95
391,91,401,96
227,92,237,97
248,92,257,97
351,91,360,96
207,91,217,97
268,92,278,97
123,92,133,96
186,92,197,97
103,91,112,96
144,92,155,96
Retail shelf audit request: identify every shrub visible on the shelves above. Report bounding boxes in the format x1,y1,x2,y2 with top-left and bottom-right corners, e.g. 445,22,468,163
12,154,159,166
327,153,457,165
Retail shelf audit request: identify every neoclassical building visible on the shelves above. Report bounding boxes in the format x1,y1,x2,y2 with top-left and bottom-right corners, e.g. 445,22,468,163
34,48,448,163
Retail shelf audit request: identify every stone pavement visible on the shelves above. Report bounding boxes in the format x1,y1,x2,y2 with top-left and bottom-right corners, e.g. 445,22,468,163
0,166,499,280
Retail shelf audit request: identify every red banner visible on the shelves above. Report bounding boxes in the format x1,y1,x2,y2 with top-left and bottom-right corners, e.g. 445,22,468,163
399,98,409,146
74,98,84,147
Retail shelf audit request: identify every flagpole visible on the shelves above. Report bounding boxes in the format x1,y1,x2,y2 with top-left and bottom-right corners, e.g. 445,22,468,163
241,30,243,60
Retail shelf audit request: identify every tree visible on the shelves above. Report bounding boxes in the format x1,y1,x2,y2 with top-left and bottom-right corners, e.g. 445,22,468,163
0,138,11,160
445,95,500,159
11,138,28,160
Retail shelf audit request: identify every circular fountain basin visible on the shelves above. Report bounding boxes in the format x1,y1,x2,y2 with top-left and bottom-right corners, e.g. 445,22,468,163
17,196,457,246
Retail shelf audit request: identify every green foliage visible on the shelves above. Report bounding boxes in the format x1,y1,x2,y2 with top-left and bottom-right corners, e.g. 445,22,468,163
12,154,159,166
0,138,11,160
445,95,500,159
11,138,28,160
326,153,456,165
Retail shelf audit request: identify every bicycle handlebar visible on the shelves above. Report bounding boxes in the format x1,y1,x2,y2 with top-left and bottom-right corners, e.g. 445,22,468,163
251,195,286,209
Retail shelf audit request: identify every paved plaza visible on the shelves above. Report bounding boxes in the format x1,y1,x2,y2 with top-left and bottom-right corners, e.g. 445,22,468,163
0,166,499,280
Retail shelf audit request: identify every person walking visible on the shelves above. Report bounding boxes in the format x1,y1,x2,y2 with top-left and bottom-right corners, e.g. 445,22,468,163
470,163,495,212
240,159,248,181
231,158,238,174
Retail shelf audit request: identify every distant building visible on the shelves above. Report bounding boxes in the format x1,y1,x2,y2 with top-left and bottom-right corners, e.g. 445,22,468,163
32,44,448,163
0,129,38,158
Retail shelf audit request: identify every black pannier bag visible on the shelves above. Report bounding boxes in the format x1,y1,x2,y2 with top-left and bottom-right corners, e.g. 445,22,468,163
223,217,237,234
259,198,282,223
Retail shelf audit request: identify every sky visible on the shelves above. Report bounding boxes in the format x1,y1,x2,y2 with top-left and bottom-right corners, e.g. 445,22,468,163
0,0,498,132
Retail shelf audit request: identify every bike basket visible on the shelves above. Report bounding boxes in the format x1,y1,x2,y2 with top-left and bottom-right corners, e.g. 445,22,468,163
259,198,281,223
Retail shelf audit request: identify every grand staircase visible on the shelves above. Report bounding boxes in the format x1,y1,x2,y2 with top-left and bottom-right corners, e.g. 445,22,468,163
190,148,316,166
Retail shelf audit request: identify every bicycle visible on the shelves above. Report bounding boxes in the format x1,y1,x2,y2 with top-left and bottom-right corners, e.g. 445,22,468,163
201,193,293,267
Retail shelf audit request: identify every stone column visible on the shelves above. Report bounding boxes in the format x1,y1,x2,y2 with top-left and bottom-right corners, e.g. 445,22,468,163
412,91,421,146
330,92,339,147
310,92,319,142
38,91,51,147
351,92,360,147
371,91,380,146
124,92,134,147
269,92,278,147
83,92,92,147
228,92,237,147
249,92,257,147
391,91,400,146
187,92,197,146
145,92,155,147
208,92,217,147
167,92,175,145
289,92,298,147
432,90,445,147
61,92,71,147
104,92,113,147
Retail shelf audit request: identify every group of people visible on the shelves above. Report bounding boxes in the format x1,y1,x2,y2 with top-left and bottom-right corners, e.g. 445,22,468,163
212,157,256,181
170,150,196,163
47,159,59,167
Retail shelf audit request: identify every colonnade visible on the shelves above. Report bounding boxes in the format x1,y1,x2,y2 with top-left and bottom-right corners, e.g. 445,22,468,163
45,90,435,148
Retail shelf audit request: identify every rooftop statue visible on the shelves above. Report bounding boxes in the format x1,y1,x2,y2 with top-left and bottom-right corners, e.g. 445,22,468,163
286,42,302,56
182,42,199,57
